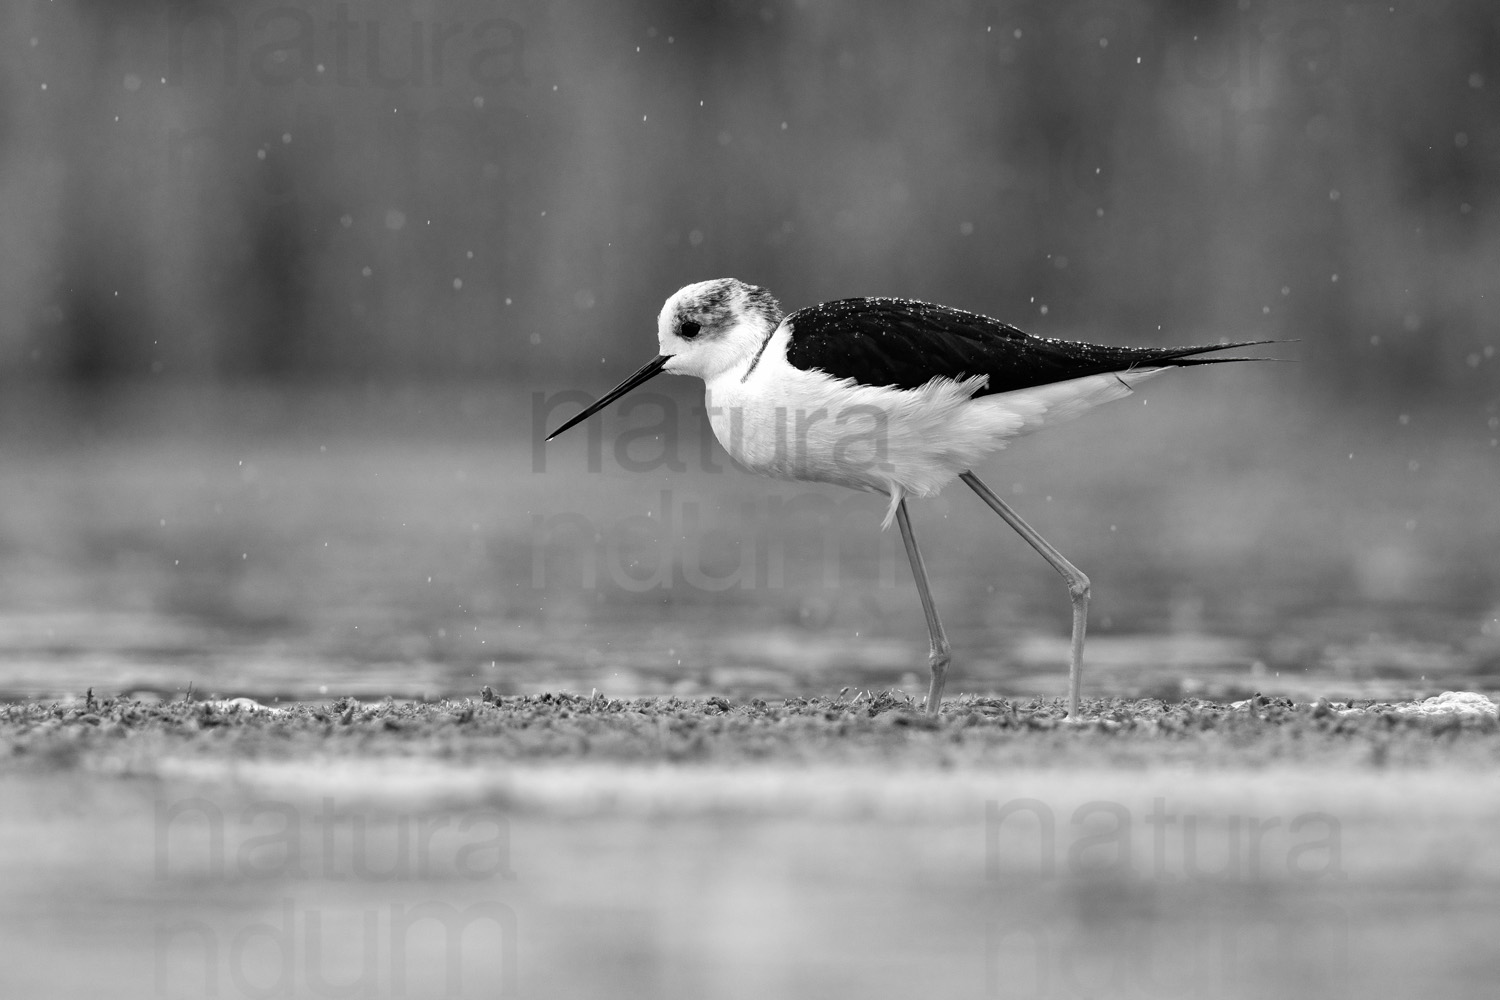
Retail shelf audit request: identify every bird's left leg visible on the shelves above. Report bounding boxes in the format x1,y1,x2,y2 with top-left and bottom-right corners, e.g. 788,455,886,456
959,471,1090,719
894,499,951,716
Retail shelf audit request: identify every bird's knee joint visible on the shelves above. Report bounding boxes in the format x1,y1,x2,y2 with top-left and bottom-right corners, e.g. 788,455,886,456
929,645,951,670
1069,576,1091,602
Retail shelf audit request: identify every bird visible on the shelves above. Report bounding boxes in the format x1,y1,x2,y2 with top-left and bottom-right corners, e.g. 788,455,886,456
546,278,1271,718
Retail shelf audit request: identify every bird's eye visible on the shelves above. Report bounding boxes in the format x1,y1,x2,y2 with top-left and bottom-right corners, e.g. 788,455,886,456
679,320,702,340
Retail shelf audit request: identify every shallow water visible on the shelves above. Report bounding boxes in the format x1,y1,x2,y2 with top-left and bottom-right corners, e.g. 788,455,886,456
4,763,1500,1000
4,383,1500,1000
0,381,1495,705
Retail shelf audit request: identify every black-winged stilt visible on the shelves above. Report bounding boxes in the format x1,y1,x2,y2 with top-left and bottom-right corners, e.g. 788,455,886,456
547,278,1270,718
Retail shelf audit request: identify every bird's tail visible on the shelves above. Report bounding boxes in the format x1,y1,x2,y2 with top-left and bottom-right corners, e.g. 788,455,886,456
1145,339,1285,368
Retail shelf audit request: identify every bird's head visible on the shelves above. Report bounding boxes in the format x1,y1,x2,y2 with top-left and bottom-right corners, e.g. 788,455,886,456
655,278,784,381
546,279,783,441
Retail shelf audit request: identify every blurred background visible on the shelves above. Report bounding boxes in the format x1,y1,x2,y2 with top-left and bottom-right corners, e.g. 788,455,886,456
3,5,1500,999
0,0,1497,702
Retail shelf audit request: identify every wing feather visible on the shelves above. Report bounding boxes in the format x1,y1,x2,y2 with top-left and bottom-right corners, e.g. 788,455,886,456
783,298,1269,396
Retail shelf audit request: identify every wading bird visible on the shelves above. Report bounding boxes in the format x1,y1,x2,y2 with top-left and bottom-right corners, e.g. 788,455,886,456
547,279,1269,718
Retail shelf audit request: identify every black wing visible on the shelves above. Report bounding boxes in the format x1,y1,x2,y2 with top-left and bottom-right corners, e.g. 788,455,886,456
782,297,1269,396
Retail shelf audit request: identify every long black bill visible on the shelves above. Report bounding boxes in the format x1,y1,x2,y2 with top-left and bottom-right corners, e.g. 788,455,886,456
545,354,670,441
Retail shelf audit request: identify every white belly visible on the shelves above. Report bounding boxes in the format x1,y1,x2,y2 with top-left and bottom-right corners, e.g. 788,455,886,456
705,379,908,494
701,360,1167,525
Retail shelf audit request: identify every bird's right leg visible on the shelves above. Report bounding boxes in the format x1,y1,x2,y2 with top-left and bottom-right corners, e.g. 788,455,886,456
895,499,951,716
960,471,1090,719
